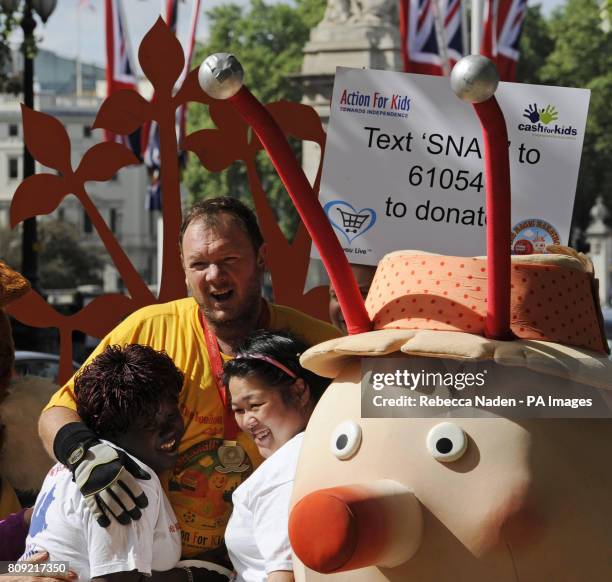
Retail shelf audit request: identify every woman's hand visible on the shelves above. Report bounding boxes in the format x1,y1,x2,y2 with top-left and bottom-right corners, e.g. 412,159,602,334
3,551,77,582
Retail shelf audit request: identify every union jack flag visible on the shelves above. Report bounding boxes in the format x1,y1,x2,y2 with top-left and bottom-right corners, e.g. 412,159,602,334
444,0,463,66
143,0,201,212
166,0,179,29
400,0,465,76
104,0,141,157
177,0,201,153
143,0,178,212
481,0,528,81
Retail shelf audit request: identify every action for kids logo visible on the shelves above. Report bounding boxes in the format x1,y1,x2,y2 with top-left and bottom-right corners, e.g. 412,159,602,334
518,103,578,138
337,87,411,119
511,219,561,255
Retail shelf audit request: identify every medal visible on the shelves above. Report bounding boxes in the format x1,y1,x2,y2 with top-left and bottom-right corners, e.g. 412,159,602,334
215,440,249,474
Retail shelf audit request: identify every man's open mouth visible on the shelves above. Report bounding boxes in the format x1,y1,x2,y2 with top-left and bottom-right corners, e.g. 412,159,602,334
210,289,233,302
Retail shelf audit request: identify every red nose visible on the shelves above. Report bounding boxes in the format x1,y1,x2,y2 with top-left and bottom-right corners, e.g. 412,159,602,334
289,485,391,573
290,481,423,573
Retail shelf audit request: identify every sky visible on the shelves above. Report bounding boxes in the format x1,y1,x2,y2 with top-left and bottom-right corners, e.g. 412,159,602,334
19,0,565,69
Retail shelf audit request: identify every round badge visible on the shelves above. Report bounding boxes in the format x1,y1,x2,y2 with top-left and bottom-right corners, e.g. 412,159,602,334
513,239,534,255
510,219,560,255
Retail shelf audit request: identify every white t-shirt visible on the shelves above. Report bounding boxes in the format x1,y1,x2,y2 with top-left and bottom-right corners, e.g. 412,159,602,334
21,443,181,581
225,432,303,582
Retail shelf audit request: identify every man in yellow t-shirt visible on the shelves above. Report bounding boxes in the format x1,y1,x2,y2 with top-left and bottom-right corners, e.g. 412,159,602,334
39,197,339,560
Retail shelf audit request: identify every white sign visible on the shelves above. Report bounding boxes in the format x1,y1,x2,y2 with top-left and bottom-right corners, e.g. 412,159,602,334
313,67,590,265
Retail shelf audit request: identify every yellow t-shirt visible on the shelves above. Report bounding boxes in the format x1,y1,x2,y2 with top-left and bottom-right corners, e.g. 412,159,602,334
45,298,339,557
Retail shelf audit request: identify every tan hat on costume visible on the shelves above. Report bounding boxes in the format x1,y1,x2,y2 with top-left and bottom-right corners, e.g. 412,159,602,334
302,247,611,389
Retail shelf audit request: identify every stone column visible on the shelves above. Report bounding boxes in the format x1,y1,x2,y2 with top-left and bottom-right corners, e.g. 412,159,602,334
585,196,611,307
298,0,403,182
297,0,403,292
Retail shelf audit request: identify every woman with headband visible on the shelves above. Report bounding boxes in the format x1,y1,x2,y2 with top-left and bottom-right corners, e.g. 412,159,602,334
222,331,330,582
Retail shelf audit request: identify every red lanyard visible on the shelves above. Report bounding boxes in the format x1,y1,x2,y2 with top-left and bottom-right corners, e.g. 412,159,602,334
199,311,240,440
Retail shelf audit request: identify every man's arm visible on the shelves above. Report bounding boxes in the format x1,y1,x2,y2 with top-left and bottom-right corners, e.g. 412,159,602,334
38,406,81,460
37,311,152,527
38,406,150,527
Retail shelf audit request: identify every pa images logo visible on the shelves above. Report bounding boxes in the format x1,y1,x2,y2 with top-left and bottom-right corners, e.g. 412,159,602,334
324,200,376,244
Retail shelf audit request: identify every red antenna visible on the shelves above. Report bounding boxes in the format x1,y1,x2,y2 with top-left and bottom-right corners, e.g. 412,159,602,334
197,53,372,335
450,56,512,340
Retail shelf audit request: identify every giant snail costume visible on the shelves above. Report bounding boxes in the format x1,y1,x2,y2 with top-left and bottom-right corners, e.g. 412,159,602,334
197,53,611,580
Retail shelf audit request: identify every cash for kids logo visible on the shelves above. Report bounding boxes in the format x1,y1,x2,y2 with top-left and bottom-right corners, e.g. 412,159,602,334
338,88,411,118
518,103,578,138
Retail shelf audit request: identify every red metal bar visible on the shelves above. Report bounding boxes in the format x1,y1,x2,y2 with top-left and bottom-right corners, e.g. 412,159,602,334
228,87,372,335
472,96,512,340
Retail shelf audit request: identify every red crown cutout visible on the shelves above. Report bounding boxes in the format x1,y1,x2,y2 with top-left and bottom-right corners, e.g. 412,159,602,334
366,252,608,354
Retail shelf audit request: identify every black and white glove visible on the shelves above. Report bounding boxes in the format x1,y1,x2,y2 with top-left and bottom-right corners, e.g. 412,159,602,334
54,422,150,527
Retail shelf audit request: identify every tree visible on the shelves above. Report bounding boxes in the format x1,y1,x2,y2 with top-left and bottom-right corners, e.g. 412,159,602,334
0,4,21,93
539,0,612,231
516,1,612,232
516,5,554,84
0,226,21,268
184,0,326,241
0,1,52,94
37,220,104,289
1,219,105,289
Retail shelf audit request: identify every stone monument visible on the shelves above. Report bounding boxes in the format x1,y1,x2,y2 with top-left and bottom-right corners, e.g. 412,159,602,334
299,0,402,182
586,196,611,307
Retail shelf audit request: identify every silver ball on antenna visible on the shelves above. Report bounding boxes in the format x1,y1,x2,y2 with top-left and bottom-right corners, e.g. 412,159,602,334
198,53,244,100
450,55,500,104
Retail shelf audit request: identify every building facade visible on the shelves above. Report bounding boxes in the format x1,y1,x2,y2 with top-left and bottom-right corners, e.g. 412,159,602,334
0,50,157,292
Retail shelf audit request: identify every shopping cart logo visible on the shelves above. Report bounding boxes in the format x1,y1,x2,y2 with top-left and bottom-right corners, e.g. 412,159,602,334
324,200,377,244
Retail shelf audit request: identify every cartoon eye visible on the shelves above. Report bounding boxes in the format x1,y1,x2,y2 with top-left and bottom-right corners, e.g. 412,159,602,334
330,420,362,460
426,422,468,462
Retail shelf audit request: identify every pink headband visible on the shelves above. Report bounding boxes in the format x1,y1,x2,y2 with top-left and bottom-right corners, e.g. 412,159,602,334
235,354,298,379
